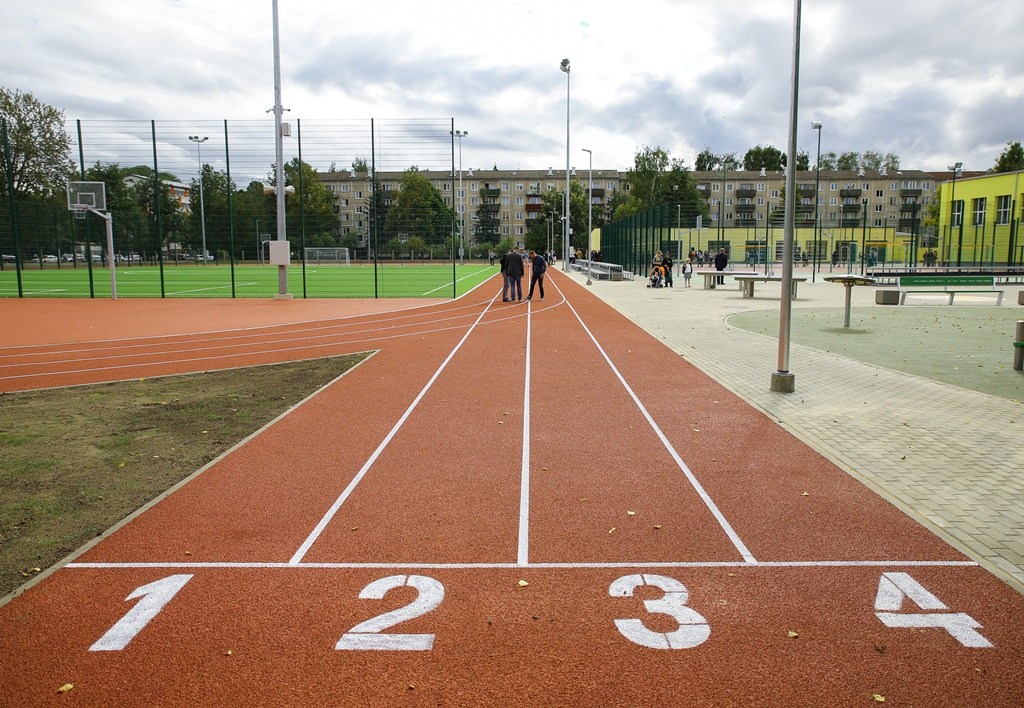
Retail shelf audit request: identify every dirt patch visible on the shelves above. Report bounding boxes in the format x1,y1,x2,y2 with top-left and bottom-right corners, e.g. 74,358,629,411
0,354,369,599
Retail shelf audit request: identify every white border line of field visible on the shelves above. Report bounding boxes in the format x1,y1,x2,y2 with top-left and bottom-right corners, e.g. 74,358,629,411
288,291,501,564
517,301,533,565
66,560,979,570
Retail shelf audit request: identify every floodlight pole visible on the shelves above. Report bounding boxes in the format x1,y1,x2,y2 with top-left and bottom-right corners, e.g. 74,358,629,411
453,130,468,265
770,0,803,394
811,121,822,281
560,58,571,271
271,0,290,298
948,162,963,266
188,136,209,265
582,148,593,285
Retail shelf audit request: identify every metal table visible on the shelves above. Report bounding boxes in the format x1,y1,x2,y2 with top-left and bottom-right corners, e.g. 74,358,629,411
825,275,876,327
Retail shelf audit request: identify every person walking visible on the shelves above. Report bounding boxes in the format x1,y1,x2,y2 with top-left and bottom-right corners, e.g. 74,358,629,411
714,247,728,285
505,246,525,302
661,251,674,288
525,250,546,301
682,258,693,287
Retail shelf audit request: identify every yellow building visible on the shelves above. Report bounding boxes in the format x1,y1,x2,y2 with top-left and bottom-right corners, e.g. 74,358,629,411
935,169,1023,267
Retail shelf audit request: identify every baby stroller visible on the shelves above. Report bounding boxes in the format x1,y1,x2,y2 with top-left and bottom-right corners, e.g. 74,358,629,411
647,265,663,288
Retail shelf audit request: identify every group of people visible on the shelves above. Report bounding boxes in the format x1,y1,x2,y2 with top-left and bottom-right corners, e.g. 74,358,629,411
499,247,547,303
649,247,728,288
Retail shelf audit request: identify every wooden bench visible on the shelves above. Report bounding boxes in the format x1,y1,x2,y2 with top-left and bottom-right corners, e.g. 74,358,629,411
895,275,1004,305
732,274,808,299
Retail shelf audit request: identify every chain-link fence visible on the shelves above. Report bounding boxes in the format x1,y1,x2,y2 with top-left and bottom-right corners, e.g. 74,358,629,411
1,118,471,298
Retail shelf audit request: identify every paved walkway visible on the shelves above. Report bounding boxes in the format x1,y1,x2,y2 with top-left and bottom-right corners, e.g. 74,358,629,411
566,267,1024,594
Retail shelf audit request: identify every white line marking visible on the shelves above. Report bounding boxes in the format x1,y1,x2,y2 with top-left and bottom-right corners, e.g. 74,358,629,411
288,293,500,564
517,300,532,566
422,267,493,296
550,276,758,564
66,560,980,570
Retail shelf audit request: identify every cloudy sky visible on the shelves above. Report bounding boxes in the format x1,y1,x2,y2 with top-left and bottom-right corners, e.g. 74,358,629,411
3,0,1022,179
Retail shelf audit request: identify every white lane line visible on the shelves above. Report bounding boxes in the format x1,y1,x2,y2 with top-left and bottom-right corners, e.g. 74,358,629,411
517,300,533,566
67,560,980,570
422,267,495,296
288,293,501,565
550,276,758,564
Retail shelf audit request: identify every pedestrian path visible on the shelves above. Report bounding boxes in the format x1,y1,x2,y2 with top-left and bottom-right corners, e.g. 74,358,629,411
567,268,1024,593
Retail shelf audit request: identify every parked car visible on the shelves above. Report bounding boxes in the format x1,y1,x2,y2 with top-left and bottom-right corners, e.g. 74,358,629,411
43,255,58,263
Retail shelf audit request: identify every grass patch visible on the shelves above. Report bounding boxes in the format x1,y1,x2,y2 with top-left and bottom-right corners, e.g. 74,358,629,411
0,354,368,599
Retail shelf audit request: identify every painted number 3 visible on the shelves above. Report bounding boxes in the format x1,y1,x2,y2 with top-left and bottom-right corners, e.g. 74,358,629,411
610,574,711,649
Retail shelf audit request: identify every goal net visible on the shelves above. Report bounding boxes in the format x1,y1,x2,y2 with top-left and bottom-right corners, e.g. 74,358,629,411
304,247,351,265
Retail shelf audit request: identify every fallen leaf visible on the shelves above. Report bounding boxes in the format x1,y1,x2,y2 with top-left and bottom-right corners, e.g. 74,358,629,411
654,524,663,529
608,527,617,534
225,650,233,656
802,492,810,497
872,695,885,703
518,580,529,587
57,684,73,693
350,527,359,531
627,511,636,516
542,467,548,471
184,550,192,556
788,631,799,638
900,455,907,460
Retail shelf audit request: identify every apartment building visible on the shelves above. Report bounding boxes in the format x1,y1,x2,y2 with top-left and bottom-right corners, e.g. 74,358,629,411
318,167,627,246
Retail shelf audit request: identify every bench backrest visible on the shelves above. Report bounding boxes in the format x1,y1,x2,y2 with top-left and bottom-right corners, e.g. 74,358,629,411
899,275,994,288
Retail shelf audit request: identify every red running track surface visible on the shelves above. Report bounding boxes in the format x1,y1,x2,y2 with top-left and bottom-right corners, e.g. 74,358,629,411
1,273,1022,706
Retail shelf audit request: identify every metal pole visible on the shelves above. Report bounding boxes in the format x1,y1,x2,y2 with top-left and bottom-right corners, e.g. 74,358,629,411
811,121,821,281
560,58,571,271
188,136,209,265
272,0,289,298
1014,320,1023,371
583,148,592,285
771,0,802,394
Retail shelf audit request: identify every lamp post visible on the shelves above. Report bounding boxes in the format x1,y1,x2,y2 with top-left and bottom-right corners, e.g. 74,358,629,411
948,161,963,267
811,121,822,282
582,148,592,285
560,58,571,271
270,0,289,298
188,135,209,265
452,130,468,266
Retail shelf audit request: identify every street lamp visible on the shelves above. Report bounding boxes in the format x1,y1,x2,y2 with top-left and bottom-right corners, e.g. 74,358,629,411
560,58,571,271
188,135,209,265
811,121,822,281
452,130,468,266
948,161,963,267
582,148,593,285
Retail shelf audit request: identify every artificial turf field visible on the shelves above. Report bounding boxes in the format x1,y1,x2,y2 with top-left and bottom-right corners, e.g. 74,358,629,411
0,262,497,299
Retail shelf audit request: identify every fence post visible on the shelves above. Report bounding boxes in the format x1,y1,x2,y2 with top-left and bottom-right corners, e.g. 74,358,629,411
1014,320,1023,371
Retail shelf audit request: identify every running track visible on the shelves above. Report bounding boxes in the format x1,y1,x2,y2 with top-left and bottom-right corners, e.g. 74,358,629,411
1,272,1022,706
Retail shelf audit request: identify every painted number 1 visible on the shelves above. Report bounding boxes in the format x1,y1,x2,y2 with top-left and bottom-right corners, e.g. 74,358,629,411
90,574,193,652
610,574,711,649
336,575,444,651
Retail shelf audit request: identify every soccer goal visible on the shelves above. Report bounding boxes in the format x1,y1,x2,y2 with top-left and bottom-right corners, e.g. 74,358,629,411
303,247,351,265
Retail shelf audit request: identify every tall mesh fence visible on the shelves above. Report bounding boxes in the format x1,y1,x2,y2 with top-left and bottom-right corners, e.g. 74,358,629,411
1,118,464,298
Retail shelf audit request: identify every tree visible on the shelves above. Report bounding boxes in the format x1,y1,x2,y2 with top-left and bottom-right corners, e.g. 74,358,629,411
836,151,860,170
695,147,718,172
992,140,1024,173
743,145,785,172
861,150,884,172
816,151,837,171
0,87,75,200
383,167,454,247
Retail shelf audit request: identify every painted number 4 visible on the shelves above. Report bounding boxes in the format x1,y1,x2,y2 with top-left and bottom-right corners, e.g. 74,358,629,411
610,574,710,649
874,572,993,648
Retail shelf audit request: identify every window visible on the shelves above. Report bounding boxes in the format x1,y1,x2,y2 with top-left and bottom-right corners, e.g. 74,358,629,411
757,197,765,206
863,182,870,190
516,212,523,221
515,197,524,206
443,183,451,192
711,212,719,221
470,197,479,206
712,183,720,192
725,212,733,221
606,181,615,190
726,198,733,206
711,198,720,206
355,205,362,213
516,183,524,191
726,183,734,191
502,182,510,190
515,227,523,235
502,197,510,206
355,191,363,199
875,204,883,213
996,195,1011,225
830,183,838,191
876,190,884,198
874,219,883,227
470,182,479,191
890,182,898,190
758,183,765,191
341,184,349,192
972,198,986,226
829,198,838,206
771,190,779,199
756,212,764,221
923,182,931,190
456,189,465,199
341,198,349,207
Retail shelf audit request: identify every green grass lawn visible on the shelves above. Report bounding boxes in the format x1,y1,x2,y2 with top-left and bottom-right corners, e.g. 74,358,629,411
0,262,498,299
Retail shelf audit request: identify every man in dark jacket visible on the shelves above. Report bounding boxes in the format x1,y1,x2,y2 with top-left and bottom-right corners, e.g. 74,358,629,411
714,247,728,284
499,249,514,301
505,247,525,302
526,250,546,302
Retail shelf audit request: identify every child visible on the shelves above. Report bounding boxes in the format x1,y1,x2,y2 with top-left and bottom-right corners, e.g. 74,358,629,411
683,258,693,287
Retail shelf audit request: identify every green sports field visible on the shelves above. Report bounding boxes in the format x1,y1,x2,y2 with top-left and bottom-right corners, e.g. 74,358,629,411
0,263,498,299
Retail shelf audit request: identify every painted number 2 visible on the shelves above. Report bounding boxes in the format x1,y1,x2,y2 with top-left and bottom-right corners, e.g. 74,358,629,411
336,575,445,651
610,574,710,649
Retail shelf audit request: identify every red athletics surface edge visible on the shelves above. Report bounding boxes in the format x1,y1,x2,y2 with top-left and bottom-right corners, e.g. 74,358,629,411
0,272,1022,706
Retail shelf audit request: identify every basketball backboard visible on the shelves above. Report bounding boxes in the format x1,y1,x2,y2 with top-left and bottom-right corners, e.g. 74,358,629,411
67,181,107,213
